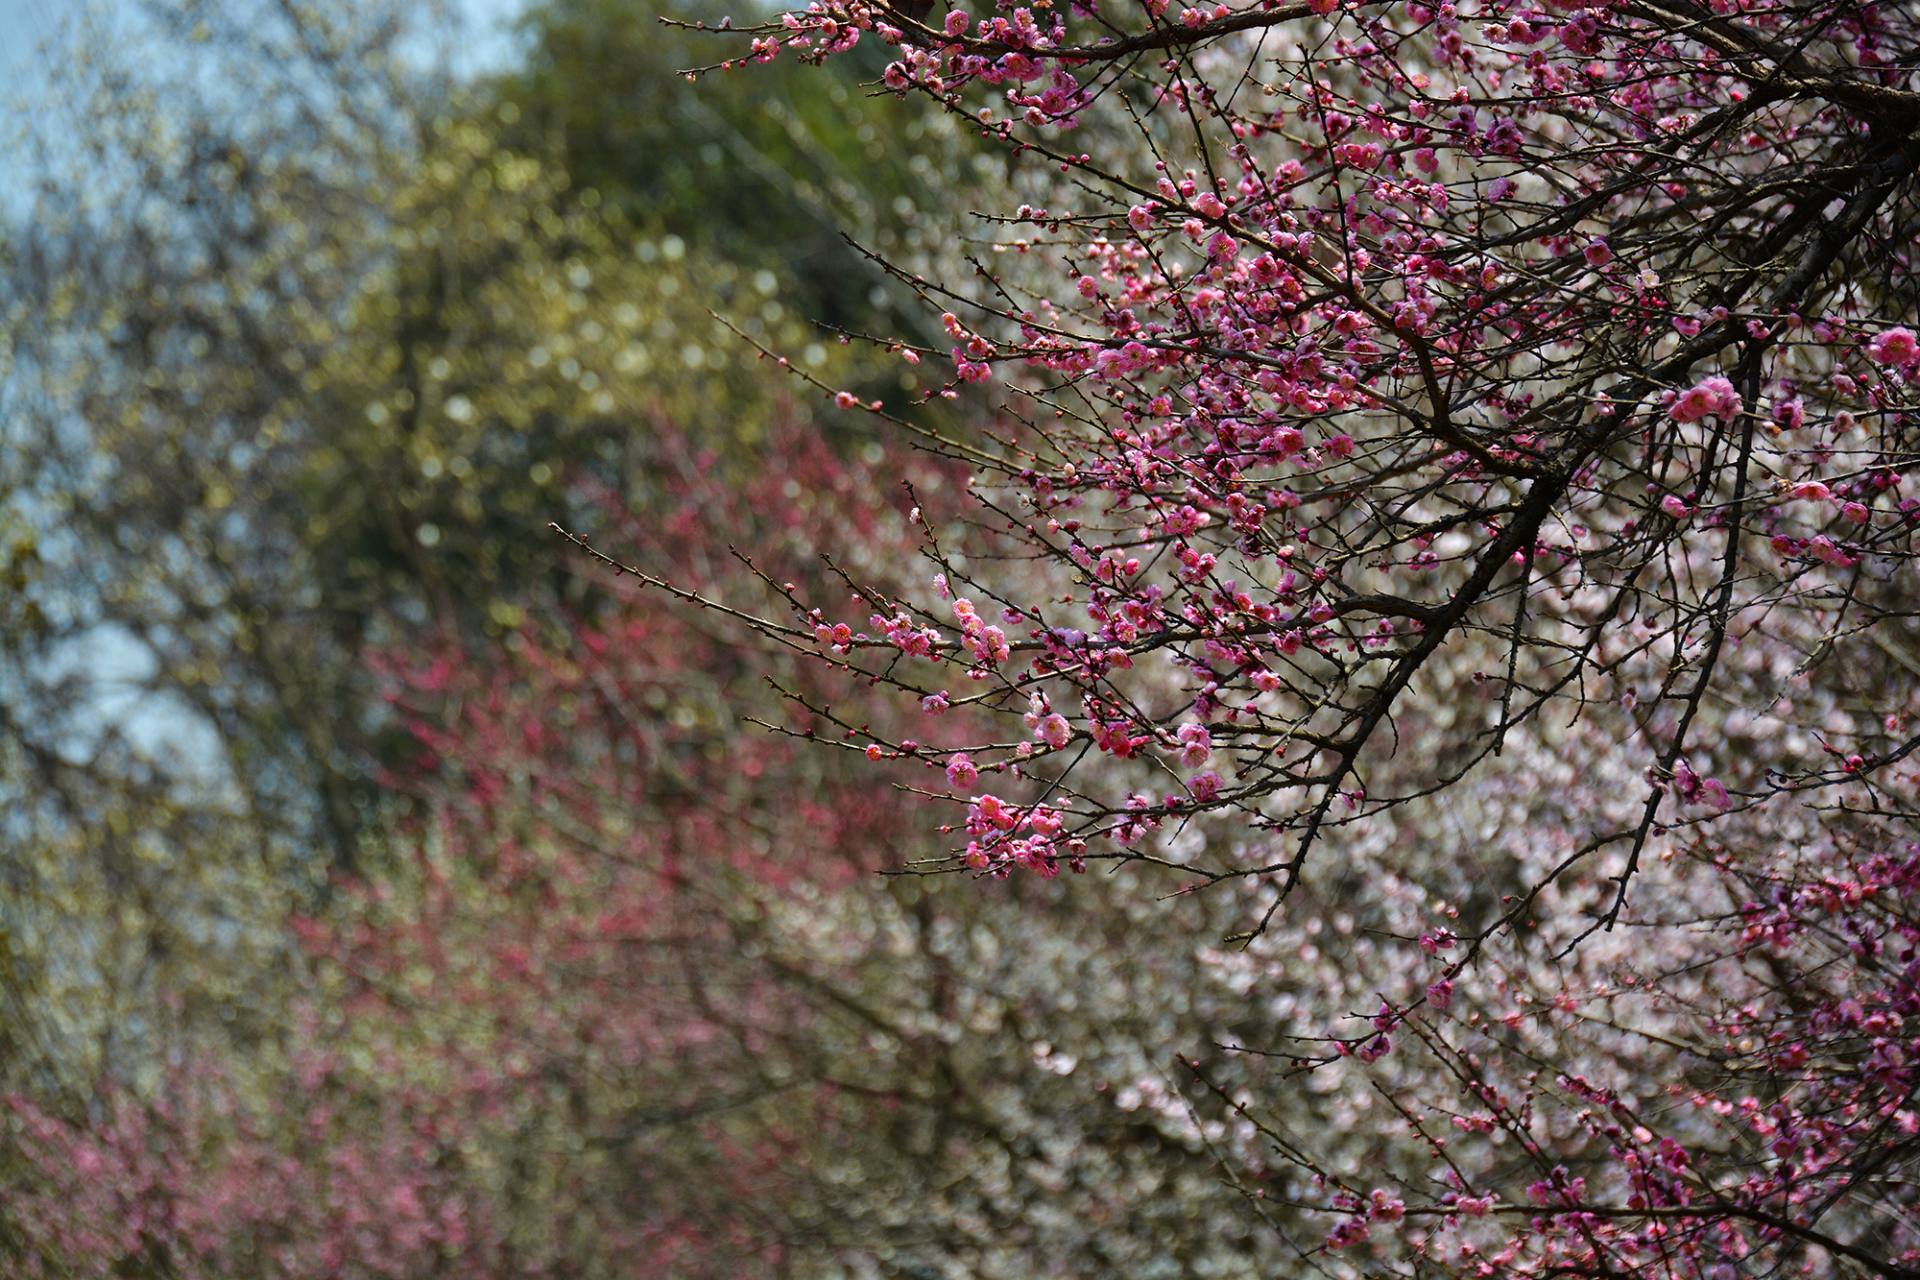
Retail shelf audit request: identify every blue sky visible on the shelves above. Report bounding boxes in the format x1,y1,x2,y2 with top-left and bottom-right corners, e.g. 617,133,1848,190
0,0,61,75
1,2,79,168
0,1,532,113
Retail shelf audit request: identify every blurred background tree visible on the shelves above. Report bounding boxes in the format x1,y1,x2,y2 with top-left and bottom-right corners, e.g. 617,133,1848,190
0,0,978,1108
6,421,1292,1278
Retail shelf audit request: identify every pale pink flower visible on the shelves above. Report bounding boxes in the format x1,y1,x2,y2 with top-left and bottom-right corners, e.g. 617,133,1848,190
1868,326,1919,366
1038,713,1072,749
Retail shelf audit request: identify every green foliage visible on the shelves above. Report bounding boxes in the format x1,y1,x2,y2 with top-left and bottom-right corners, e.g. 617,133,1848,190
499,0,991,341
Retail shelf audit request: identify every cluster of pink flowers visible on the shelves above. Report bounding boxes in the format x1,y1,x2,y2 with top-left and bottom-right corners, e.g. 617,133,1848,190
1667,375,1742,424
961,792,1082,876
951,595,1010,668
873,610,941,658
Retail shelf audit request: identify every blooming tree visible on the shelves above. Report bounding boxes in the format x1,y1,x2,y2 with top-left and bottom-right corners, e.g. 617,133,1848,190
651,0,1920,1274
